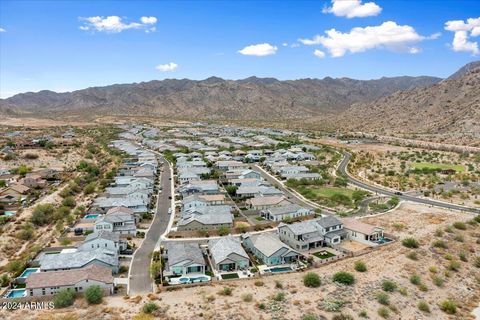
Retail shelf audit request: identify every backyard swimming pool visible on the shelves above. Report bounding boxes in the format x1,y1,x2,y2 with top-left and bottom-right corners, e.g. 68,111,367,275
19,268,39,278
176,275,211,284
84,214,99,219
268,266,293,273
6,289,26,298
3,211,16,217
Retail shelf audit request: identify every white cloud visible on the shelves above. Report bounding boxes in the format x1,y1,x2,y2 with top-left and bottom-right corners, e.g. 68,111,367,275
299,21,428,57
323,0,382,18
445,17,480,55
155,62,178,72
238,43,278,56
0,27,5,32
79,16,157,33
313,49,326,58
140,16,157,24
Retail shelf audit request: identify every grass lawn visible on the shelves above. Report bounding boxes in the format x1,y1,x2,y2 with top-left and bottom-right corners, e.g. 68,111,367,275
221,273,239,280
311,187,356,199
412,162,465,172
255,216,265,221
312,251,336,259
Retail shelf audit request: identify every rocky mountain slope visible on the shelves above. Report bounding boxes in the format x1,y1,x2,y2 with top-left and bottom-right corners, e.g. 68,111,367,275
335,65,480,144
0,76,440,120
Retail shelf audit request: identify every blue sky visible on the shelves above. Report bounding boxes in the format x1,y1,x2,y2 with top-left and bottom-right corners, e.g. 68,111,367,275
0,0,479,98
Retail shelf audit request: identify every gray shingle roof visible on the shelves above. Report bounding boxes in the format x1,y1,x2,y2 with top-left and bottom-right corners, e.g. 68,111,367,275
84,230,119,243
246,233,294,257
165,242,205,267
39,249,118,270
266,204,307,216
316,215,342,229
279,220,318,235
209,236,248,264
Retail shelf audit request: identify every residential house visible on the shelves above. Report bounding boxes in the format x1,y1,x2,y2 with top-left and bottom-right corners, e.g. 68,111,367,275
242,233,300,266
39,248,119,273
245,195,291,210
78,230,127,253
342,218,385,245
209,236,250,272
26,264,114,297
216,161,248,171
163,242,206,277
94,207,137,236
261,204,312,221
177,210,233,231
278,215,347,251
182,194,226,210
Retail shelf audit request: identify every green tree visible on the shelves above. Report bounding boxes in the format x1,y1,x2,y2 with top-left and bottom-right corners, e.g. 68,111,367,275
30,203,55,226
84,285,103,304
53,289,76,308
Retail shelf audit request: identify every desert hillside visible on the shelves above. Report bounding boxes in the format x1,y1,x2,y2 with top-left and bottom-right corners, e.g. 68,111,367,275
0,76,440,120
334,67,480,145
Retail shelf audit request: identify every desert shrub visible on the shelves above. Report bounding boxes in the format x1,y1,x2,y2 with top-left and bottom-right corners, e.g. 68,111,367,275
459,252,467,262
30,203,55,226
61,196,76,208
301,314,318,320
358,310,368,318
354,261,367,272
84,285,103,304
398,287,408,296
53,289,76,308
418,300,430,313
142,302,159,314
454,234,464,242
406,252,418,260
332,314,354,320
474,256,480,268
333,272,354,285
402,237,419,248
218,287,233,296
377,307,390,318
376,292,390,305
410,274,421,285
448,260,461,271
254,280,264,287
381,279,397,292
432,275,444,287
241,293,253,302
275,280,283,289
452,221,466,230
303,272,321,288
432,240,448,248
0,274,10,287
273,292,286,301
439,300,456,314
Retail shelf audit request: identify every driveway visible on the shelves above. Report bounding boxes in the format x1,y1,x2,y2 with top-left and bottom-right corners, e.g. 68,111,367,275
128,156,173,294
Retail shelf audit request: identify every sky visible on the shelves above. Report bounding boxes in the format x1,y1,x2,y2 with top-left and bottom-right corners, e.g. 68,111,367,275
0,0,479,98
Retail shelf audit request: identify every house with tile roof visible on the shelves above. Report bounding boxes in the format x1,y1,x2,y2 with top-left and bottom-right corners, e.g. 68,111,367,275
26,264,114,297
242,233,300,266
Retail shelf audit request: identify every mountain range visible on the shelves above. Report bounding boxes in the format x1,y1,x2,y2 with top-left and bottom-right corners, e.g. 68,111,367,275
1,61,478,145
0,75,441,119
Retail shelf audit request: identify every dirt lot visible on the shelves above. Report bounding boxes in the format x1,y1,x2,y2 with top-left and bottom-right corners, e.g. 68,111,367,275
2,202,479,320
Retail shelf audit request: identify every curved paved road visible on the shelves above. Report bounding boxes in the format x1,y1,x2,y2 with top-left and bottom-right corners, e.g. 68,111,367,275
128,156,173,294
339,152,480,215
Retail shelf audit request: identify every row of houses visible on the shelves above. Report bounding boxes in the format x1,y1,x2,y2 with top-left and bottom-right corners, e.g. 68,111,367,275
5,140,160,299
162,214,385,282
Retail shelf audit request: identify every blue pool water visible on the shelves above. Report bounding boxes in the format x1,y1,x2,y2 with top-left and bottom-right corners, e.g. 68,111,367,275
269,267,293,273
84,214,99,219
19,268,39,278
178,276,210,284
7,289,26,298
4,211,16,217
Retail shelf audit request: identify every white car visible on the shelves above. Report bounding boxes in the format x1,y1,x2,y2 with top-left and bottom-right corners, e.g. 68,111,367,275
168,208,172,215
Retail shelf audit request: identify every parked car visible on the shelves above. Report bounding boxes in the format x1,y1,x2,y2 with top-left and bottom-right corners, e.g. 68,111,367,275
74,228,84,236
